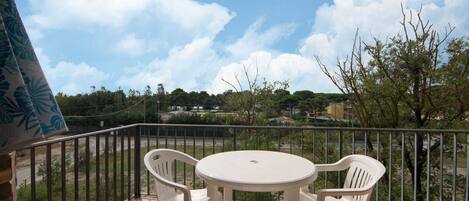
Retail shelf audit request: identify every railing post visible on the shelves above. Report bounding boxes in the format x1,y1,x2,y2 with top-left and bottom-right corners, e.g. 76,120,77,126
134,125,142,198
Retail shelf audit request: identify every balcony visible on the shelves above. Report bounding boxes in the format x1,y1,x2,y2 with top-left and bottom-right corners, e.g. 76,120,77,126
14,124,468,201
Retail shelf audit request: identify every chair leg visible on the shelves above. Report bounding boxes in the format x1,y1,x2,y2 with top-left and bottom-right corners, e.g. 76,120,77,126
223,187,233,201
207,183,221,201
283,188,300,201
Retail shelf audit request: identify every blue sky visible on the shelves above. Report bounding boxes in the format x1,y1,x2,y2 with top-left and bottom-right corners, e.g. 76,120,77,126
17,0,469,94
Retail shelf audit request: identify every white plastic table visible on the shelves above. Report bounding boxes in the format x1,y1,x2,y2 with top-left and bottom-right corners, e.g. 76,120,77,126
195,150,317,201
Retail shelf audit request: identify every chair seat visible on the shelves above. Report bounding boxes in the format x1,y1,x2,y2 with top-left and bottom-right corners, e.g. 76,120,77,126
174,188,215,201
300,191,353,201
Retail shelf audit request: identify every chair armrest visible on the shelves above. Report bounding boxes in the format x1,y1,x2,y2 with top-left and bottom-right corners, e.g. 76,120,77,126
316,187,373,201
315,160,349,172
172,150,199,166
145,161,192,201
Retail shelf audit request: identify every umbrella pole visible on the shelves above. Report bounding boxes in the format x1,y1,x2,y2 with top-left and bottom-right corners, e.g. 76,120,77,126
0,151,16,201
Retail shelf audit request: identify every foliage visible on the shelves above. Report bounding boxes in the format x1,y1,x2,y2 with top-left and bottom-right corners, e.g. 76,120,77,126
167,113,242,125
298,95,328,117
221,64,290,125
317,6,468,200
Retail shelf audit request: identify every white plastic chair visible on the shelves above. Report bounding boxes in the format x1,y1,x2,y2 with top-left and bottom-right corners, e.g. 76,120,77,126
144,149,214,201
300,155,385,201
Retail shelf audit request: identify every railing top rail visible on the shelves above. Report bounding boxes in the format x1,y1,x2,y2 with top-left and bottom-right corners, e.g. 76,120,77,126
19,123,468,149
21,124,140,149
137,123,469,133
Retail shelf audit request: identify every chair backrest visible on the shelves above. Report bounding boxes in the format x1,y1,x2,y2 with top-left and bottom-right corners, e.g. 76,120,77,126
144,149,182,201
342,155,386,201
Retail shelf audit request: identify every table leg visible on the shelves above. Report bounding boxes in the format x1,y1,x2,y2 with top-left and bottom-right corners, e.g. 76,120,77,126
207,183,221,201
223,187,233,201
283,188,300,201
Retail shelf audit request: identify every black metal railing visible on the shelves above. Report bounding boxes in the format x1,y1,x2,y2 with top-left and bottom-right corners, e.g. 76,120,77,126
16,124,469,201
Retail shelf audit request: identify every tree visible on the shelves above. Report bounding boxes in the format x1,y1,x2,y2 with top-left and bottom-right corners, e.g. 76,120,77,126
436,38,469,126
298,96,327,118
293,90,315,101
317,6,464,200
170,88,188,107
156,83,167,112
222,65,288,125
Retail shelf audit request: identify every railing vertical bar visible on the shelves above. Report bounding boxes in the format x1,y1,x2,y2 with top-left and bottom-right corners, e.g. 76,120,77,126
61,141,67,201
312,129,316,162
277,128,281,151
364,131,368,156
233,128,237,151
222,128,225,152
339,130,343,187
466,133,469,201
183,127,187,185
113,131,117,201
452,133,457,201
31,147,36,201
202,127,206,187
352,131,355,154
134,126,141,198
213,127,216,153
414,132,417,201
120,130,125,201
388,132,392,201
46,144,52,201
147,126,150,195
233,128,237,201
301,129,304,157
96,135,100,201
254,128,259,150
312,129,316,193
376,131,380,201
426,133,430,201
74,138,79,201
157,125,160,149
192,127,196,189
289,129,292,153
325,130,328,188
165,126,168,148
401,132,405,201
203,128,206,156
174,127,177,182
104,134,109,201
244,128,248,149
439,133,444,201
127,130,131,200
86,137,90,201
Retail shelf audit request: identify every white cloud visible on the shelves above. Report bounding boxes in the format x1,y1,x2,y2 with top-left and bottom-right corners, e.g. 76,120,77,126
225,18,296,59
44,62,110,94
36,48,110,94
27,0,150,29
117,17,300,93
207,51,335,94
26,0,235,41
35,47,51,68
114,33,147,56
117,37,223,91
31,0,469,95
300,0,469,67
153,0,235,39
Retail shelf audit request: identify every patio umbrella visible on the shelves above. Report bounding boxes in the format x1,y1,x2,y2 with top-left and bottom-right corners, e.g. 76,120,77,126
0,0,68,154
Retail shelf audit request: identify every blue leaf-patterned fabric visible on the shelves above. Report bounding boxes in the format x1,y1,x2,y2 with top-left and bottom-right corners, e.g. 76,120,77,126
0,0,68,153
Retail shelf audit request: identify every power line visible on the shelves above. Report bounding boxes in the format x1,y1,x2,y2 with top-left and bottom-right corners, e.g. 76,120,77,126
64,98,145,118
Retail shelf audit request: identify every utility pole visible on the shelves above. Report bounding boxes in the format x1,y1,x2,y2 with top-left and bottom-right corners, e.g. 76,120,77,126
143,97,146,123
156,99,160,123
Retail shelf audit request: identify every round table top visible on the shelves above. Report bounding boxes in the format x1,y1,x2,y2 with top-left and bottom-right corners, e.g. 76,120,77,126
195,150,317,192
